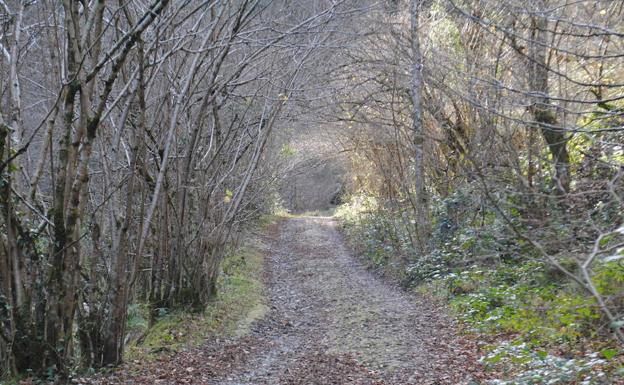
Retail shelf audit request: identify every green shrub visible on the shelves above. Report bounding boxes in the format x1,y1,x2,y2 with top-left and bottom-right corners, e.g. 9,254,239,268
593,261,624,296
482,341,613,385
446,263,602,346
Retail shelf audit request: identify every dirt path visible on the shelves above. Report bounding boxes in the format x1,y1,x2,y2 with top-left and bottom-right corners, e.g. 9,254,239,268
88,216,486,385
211,216,484,385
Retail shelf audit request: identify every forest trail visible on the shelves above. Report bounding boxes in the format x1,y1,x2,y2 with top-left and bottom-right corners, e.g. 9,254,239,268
89,217,486,385
210,216,484,385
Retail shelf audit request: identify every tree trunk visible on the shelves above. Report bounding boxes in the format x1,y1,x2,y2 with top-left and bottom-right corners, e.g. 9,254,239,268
410,0,430,254
529,7,570,195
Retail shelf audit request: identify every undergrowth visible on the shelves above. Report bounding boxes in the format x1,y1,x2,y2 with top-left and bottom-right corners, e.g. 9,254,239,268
123,221,271,361
336,196,624,384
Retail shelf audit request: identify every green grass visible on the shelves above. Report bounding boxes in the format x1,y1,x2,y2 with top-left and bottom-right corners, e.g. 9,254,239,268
125,229,270,360
298,207,337,217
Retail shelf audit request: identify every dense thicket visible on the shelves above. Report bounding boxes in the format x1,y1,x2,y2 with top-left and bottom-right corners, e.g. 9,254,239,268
2,0,624,382
318,0,624,347
0,0,349,380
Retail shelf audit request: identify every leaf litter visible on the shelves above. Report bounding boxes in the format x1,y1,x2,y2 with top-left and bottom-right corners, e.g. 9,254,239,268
81,217,489,385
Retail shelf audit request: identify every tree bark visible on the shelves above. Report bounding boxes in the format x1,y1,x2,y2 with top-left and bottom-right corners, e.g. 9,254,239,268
529,6,570,195
410,0,430,254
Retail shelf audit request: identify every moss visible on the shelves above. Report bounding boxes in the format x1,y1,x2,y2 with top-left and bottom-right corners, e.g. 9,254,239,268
125,241,266,361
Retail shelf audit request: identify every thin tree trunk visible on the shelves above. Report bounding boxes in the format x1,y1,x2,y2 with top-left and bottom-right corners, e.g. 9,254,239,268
410,0,430,254
529,8,570,195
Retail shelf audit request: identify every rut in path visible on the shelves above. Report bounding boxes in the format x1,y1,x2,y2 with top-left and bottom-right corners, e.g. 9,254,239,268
212,216,484,385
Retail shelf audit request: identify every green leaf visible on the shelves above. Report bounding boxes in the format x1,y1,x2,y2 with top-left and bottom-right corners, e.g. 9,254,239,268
601,348,618,360
224,188,233,203
536,350,548,360
600,234,614,247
